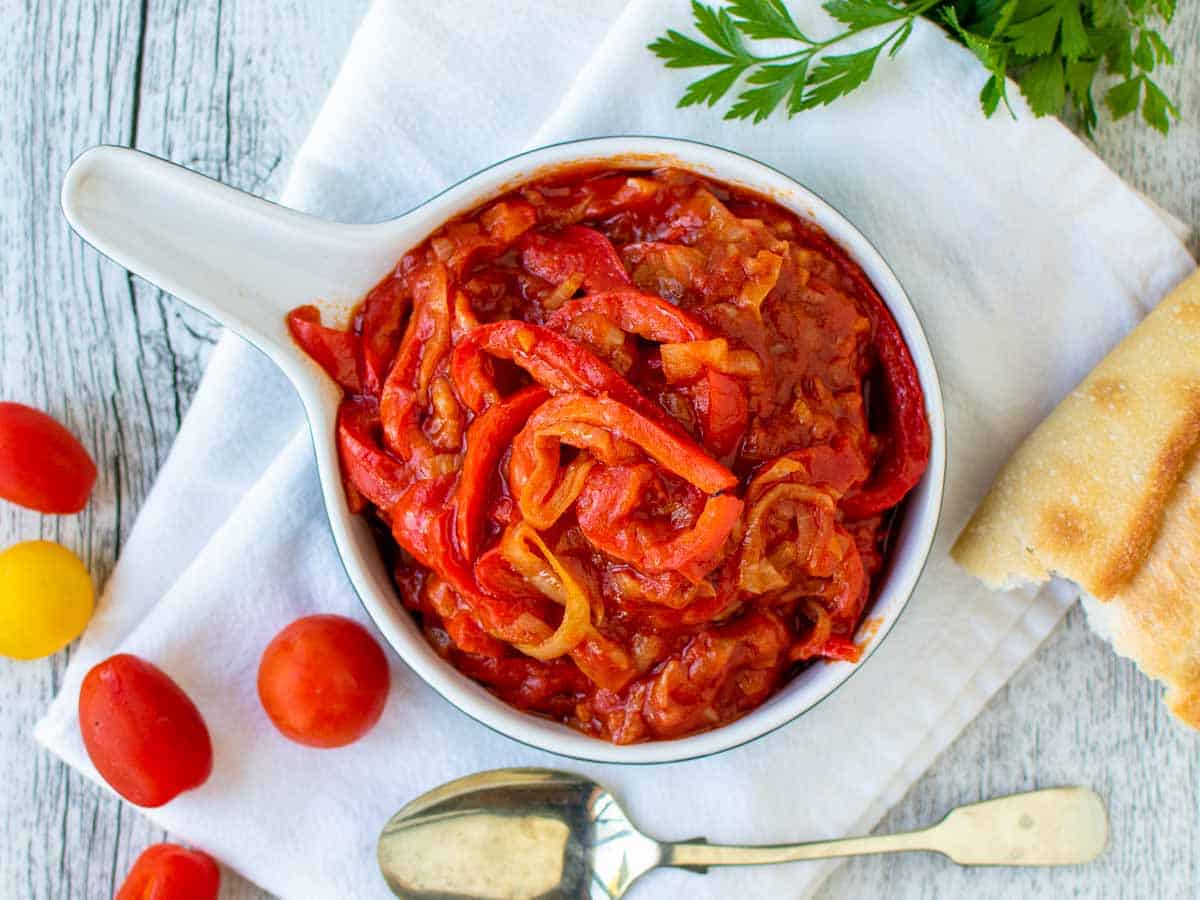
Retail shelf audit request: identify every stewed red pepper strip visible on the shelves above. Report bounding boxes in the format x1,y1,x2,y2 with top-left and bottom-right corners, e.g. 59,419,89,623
357,276,409,397
450,322,677,434
523,176,661,227
287,306,363,394
577,174,661,219
794,227,931,518
474,545,637,690
393,459,635,689
509,393,737,506
544,289,703,341
519,225,632,292
379,261,451,462
391,475,554,647
544,290,749,458
840,301,930,517
576,464,742,583
454,385,549,560
336,399,407,514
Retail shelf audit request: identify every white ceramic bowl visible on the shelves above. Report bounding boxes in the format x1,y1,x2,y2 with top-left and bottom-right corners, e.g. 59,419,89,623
62,136,946,764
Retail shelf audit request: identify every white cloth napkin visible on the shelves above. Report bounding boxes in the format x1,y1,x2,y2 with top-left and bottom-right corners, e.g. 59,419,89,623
37,2,1195,898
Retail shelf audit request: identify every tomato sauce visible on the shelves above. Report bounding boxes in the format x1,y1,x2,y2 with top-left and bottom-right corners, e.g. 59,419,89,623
288,166,930,744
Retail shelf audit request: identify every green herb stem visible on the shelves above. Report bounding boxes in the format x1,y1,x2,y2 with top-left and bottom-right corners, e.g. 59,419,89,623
649,0,1179,136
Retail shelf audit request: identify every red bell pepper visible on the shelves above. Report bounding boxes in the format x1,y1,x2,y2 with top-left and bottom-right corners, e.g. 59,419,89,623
379,261,450,460
524,175,660,227
576,464,742,583
545,290,749,458
475,543,637,691
336,399,408,514
287,306,363,394
450,322,675,432
578,174,660,219
794,227,930,518
357,276,409,397
454,385,549,559
391,476,556,648
509,393,737,506
520,225,632,292
840,297,930,518
544,289,704,342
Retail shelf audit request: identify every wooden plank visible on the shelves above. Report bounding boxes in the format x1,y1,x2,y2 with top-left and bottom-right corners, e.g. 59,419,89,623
817,607,1200,900
0,5,152,896
0,1,361,897
1086,5,1200,261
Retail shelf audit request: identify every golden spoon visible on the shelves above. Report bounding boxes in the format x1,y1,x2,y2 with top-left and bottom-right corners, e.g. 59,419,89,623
377,768,1108,899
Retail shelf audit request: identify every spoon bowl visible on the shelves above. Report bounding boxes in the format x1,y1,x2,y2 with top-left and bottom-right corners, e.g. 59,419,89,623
377,768,1108,899
377,768,661,899
61,137,946,763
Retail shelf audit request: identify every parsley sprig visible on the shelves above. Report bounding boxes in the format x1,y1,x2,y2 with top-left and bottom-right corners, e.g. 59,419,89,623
649,0,1180,135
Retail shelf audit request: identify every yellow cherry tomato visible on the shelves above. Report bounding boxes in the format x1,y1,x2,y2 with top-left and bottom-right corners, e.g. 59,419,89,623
0,541,94,660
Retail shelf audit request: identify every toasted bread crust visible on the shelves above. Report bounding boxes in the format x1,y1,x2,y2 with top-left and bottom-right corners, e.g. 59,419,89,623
952,269,1200,598
952,268,1200,728
1086,456,1200,728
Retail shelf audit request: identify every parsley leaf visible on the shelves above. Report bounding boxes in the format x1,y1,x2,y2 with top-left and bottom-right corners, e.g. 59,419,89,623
727,61,808,120
1008,9,1062,58
804,44,885,107
1104,75,1143,118
1020,53,1067,115
823,1,910,29
888,19,914,57
681,64,752,107
1141,76,1178,133
1066,57,1101,130
942,7,1015,117
1146,29,1173,64
727,0,806,40
1132,29,1155,71
649,29,740,69
648,0,1180,136
1057,0,1091,61
1091,0,1126,27
692,2,749,56
981,74,1006,116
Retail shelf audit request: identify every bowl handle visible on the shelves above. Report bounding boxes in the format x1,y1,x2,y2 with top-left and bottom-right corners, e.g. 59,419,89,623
61,146,396,368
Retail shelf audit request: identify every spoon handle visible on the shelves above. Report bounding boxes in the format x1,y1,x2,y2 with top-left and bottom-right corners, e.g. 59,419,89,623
665,827,937,870
664,787,1107,870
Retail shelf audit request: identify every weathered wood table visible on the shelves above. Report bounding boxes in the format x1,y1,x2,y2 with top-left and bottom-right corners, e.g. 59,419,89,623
1,3,1196,897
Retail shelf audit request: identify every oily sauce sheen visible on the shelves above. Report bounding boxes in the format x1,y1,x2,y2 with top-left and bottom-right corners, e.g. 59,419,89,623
288,167,930,744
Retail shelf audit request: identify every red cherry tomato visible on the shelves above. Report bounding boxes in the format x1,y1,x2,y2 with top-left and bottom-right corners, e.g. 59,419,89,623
78,654,213,807
257,614,389,748
115,843,220,900
0,402,96,513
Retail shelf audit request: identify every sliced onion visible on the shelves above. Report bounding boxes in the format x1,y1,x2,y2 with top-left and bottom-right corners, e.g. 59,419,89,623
660,338,762,382
418,452,461,481
415,262,451,402
737,249,783,314
427,375,463,450
480,199,536,244
502,523,593,660
789,600,833,661
543,271,585,310
738,483,835,593
517,454,598,530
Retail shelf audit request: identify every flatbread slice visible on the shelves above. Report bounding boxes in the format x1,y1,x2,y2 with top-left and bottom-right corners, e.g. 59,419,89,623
952,268,1200,727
